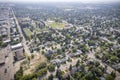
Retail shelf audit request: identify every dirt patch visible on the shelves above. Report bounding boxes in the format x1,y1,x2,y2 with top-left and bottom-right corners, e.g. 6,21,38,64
23,53,47,75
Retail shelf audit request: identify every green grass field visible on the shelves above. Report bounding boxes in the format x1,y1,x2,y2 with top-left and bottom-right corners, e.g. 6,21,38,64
24,28,32,38
47,21,66,29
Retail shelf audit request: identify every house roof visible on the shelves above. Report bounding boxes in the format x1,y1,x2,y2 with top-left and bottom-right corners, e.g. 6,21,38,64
112,64,120,70
11,43,23,50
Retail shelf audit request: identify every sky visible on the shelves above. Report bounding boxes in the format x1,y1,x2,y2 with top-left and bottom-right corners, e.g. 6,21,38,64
1,0,120,3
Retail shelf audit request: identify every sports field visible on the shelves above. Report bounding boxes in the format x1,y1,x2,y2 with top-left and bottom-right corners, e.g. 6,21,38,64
47,21,66,29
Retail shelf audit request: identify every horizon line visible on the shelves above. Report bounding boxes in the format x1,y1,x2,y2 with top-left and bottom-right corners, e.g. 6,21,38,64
0,0,120,4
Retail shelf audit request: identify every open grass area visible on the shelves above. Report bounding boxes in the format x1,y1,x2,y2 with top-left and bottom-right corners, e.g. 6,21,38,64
35,29,40,33
35,26,47,33
24,28,32,38
47,21,66,29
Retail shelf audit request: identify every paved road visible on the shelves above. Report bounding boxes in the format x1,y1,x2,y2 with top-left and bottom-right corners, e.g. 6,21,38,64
11,8,31,56
0,46,14,80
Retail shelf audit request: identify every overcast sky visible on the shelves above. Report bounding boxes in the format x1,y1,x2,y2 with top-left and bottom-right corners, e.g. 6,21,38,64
1,0,120,3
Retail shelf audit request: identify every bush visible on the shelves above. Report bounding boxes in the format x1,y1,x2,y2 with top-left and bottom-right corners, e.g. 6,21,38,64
36,62,47,71
95,53,100,59
20,73,36,80
37,68,47,77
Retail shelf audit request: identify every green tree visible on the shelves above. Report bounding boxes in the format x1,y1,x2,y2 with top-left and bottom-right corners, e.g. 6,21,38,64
32,78,37,80
105,74,114,80
15,67,23,80
84,71,94,80
48,64,55,72
56,69,62,79
48,74,54,80
76,60,80,68
69,64,72,71
72,47,77,53
110,56,118,62
36,62,47,71
37,68,47,77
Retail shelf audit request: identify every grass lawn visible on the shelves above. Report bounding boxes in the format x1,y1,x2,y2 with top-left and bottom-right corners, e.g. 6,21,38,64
35,29,40,33
24,28,32,38
47,21,66,29
35,26,47,33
